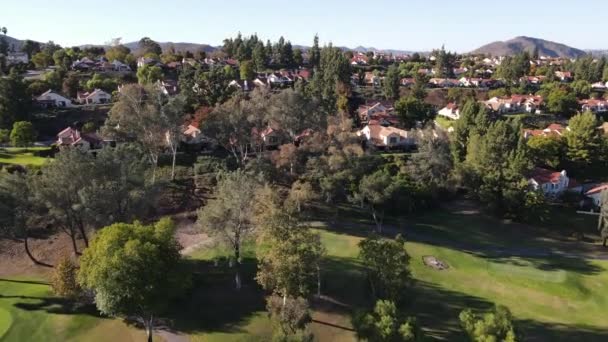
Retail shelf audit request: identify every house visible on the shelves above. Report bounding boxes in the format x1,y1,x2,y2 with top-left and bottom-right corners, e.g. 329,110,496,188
77,89,112,105
137,57,162,68
400,78,415,87
6,52,29,65
437,103,460,120
555,71,573,82
484,95,543,114
182,123,206,145
528,168,570,197
598,122,608,136
35,90,73,108
111,60,131,72
351,54,369,66
228,80,256,92
459,77,482,87
585,183,608,207
523,123,568,139
159,80,179,96
428,78,460,88
364,72,382,87
56,127,103,150
580,99,608,113
357,124,416,149
591,82,607,91
255,127,280,148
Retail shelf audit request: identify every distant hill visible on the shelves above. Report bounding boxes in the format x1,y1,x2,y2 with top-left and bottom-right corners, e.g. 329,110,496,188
0,35,26,51
122,41,218,54
471,36,586,58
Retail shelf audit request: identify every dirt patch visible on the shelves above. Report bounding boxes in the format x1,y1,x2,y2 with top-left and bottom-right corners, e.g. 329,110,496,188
422,256,449,270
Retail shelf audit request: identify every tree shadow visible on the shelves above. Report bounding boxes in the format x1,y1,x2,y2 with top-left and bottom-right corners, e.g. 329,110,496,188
164,256,266,335
0,278,49,286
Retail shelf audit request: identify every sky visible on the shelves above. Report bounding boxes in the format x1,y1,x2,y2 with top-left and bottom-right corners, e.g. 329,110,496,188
2,0,606,52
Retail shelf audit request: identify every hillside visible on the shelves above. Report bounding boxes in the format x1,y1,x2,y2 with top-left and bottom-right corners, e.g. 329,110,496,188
0,35,26,51
122,41,218,54
471,36,586,58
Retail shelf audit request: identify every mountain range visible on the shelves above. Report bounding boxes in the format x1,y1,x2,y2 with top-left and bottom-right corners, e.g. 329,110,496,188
471,36,586,58
0,35,591,58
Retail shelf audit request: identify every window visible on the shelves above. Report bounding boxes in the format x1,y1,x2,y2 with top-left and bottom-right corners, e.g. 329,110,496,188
389,137,397,145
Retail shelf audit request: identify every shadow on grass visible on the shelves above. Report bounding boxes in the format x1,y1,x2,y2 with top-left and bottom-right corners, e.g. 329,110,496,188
165,257,266,336
0,279,49,286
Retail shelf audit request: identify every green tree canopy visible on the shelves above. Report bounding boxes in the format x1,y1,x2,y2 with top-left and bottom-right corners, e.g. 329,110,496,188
78,218,189,342
9,121,36,146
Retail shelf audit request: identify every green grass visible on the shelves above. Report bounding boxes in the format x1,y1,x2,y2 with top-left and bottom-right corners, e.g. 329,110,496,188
434,116,455,129
0,147,52,166
0,278,161,342
184,208,608,341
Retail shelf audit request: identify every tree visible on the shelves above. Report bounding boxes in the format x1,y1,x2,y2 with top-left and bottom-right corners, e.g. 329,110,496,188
407,129,453,190
138,37,162,57
0,172,49,266
256,207,325,302
78,144,156,227
202,89,268,165
353,300,422,342
104,84,181,182
384,65,400,100
31,51,53,68
9,121,36,147
0,71,31,129
239,60,254,80
266,295,313,341
394,96,435,129
137,64,163,85
459,305,517,342
105,40,131,62
451,100,489,163
526,135,564,169
268,89,324,142
252,41,268,71
78,218,189,342
310,34,321,68
197,170,260,290
62,74,80,98
287,180,318,213
352,170,394,232
293,48,303,67
546,86,578,116
358,235,411,301
192,66,235,107
464,120,531,218
565,111,600,167
32,148,93,253
22,40,41,59
51,255,81,299
309,44,351,112
0,128,8,143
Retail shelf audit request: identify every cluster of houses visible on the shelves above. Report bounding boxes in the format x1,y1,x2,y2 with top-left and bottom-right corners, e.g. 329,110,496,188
72,57,131,72
228,69,311,91
34,88,112,108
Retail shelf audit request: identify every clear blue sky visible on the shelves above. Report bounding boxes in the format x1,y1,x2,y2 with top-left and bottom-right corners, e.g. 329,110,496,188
2,0,605,52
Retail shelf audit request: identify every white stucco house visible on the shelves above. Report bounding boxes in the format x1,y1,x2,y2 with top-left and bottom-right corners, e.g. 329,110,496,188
35,90,73,108
357,124,416,149
437,103,460,120
77,89,112,105
528,168,570,197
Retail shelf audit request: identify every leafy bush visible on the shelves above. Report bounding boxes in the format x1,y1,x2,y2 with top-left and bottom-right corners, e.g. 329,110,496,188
51,255,82,299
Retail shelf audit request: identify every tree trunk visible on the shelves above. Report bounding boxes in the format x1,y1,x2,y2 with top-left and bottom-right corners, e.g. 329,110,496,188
171,147,177,181
316,264,321,297
234,245,242,290
69,232,79,255
603,237,607,248
23,233,52,267
78,222,89,248
372,207,382,233
145,315,154,342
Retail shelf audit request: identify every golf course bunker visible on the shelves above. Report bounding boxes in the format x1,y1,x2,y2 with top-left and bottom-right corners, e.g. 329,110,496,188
0,307,12,339
423,256,449,270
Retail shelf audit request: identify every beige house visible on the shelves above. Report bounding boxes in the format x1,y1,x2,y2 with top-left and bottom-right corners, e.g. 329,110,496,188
358,124,416,148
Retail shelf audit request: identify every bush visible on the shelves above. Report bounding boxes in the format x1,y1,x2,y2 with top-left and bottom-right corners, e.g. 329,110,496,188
51,255,82,299
266,295,313,341
10,121,36,147
0,129,9,144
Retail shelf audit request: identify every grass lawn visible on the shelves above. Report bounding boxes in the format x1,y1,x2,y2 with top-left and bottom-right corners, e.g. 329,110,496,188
0,147,52,166
434,116,455,129
0,278,162,342
184,208,608,341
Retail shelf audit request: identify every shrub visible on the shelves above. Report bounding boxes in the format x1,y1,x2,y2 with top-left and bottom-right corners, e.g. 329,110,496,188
51,255,82,299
